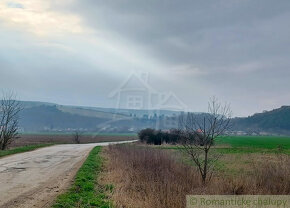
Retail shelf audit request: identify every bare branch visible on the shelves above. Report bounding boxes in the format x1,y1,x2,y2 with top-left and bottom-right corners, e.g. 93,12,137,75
0,92,22,150
178,97,231,184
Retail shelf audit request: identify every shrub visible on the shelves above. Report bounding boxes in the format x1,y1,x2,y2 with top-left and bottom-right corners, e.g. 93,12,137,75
138,128,156,144
138,128,204,145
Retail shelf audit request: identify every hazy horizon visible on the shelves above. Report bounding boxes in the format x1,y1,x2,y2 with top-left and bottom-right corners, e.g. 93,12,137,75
18,98,288,118
1,0,290,117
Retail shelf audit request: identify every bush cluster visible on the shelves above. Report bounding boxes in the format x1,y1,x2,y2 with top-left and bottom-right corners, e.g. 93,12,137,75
138,128,186,145
138,128,210,145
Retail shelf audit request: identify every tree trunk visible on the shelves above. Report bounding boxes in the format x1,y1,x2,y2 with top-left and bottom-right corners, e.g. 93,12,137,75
202,149,209,185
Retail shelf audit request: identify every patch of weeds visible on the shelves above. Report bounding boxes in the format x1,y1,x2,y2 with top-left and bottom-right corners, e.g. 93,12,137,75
52,146,112,208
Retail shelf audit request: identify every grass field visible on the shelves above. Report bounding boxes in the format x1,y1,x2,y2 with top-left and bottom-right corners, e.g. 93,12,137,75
158,136,290,154
52,146,111,208
0,144,53,158
215,136,290,175
103,143,290,208
216,136,290,154
216,136,290,149
157,136,290,175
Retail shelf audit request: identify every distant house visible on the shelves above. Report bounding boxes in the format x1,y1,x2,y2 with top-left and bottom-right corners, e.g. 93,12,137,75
109,72,188,112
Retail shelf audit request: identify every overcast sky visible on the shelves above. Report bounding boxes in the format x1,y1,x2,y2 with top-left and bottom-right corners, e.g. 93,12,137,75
0,0,290,116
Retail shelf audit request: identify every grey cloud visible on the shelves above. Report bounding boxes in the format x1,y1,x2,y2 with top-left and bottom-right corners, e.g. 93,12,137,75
71,0,290,115
71,0,290,83
1,0,290,116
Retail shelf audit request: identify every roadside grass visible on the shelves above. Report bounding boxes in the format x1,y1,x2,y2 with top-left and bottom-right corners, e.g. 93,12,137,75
0,144,53,158
52,146,111,208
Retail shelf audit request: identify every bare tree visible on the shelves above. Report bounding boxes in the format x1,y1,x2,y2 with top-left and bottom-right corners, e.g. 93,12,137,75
178,97,231,184
0,92,21,150
73,130,83,144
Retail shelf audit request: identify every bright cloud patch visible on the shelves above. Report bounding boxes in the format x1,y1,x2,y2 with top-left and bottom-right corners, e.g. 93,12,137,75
0,0,84,36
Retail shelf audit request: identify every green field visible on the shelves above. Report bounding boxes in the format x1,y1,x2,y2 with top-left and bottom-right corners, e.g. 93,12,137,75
215,136,290,154
159,136,290,154
216,136,290,149
157,136,290,176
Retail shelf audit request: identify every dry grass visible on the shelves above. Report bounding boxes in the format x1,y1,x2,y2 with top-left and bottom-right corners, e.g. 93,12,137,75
219,153,290,176
251,154,290,194
102,144,290,208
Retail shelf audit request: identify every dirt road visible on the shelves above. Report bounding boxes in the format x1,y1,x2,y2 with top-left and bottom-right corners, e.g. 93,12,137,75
0,140,136,208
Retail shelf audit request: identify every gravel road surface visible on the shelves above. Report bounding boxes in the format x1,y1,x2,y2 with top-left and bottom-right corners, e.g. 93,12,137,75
0,140,136,208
